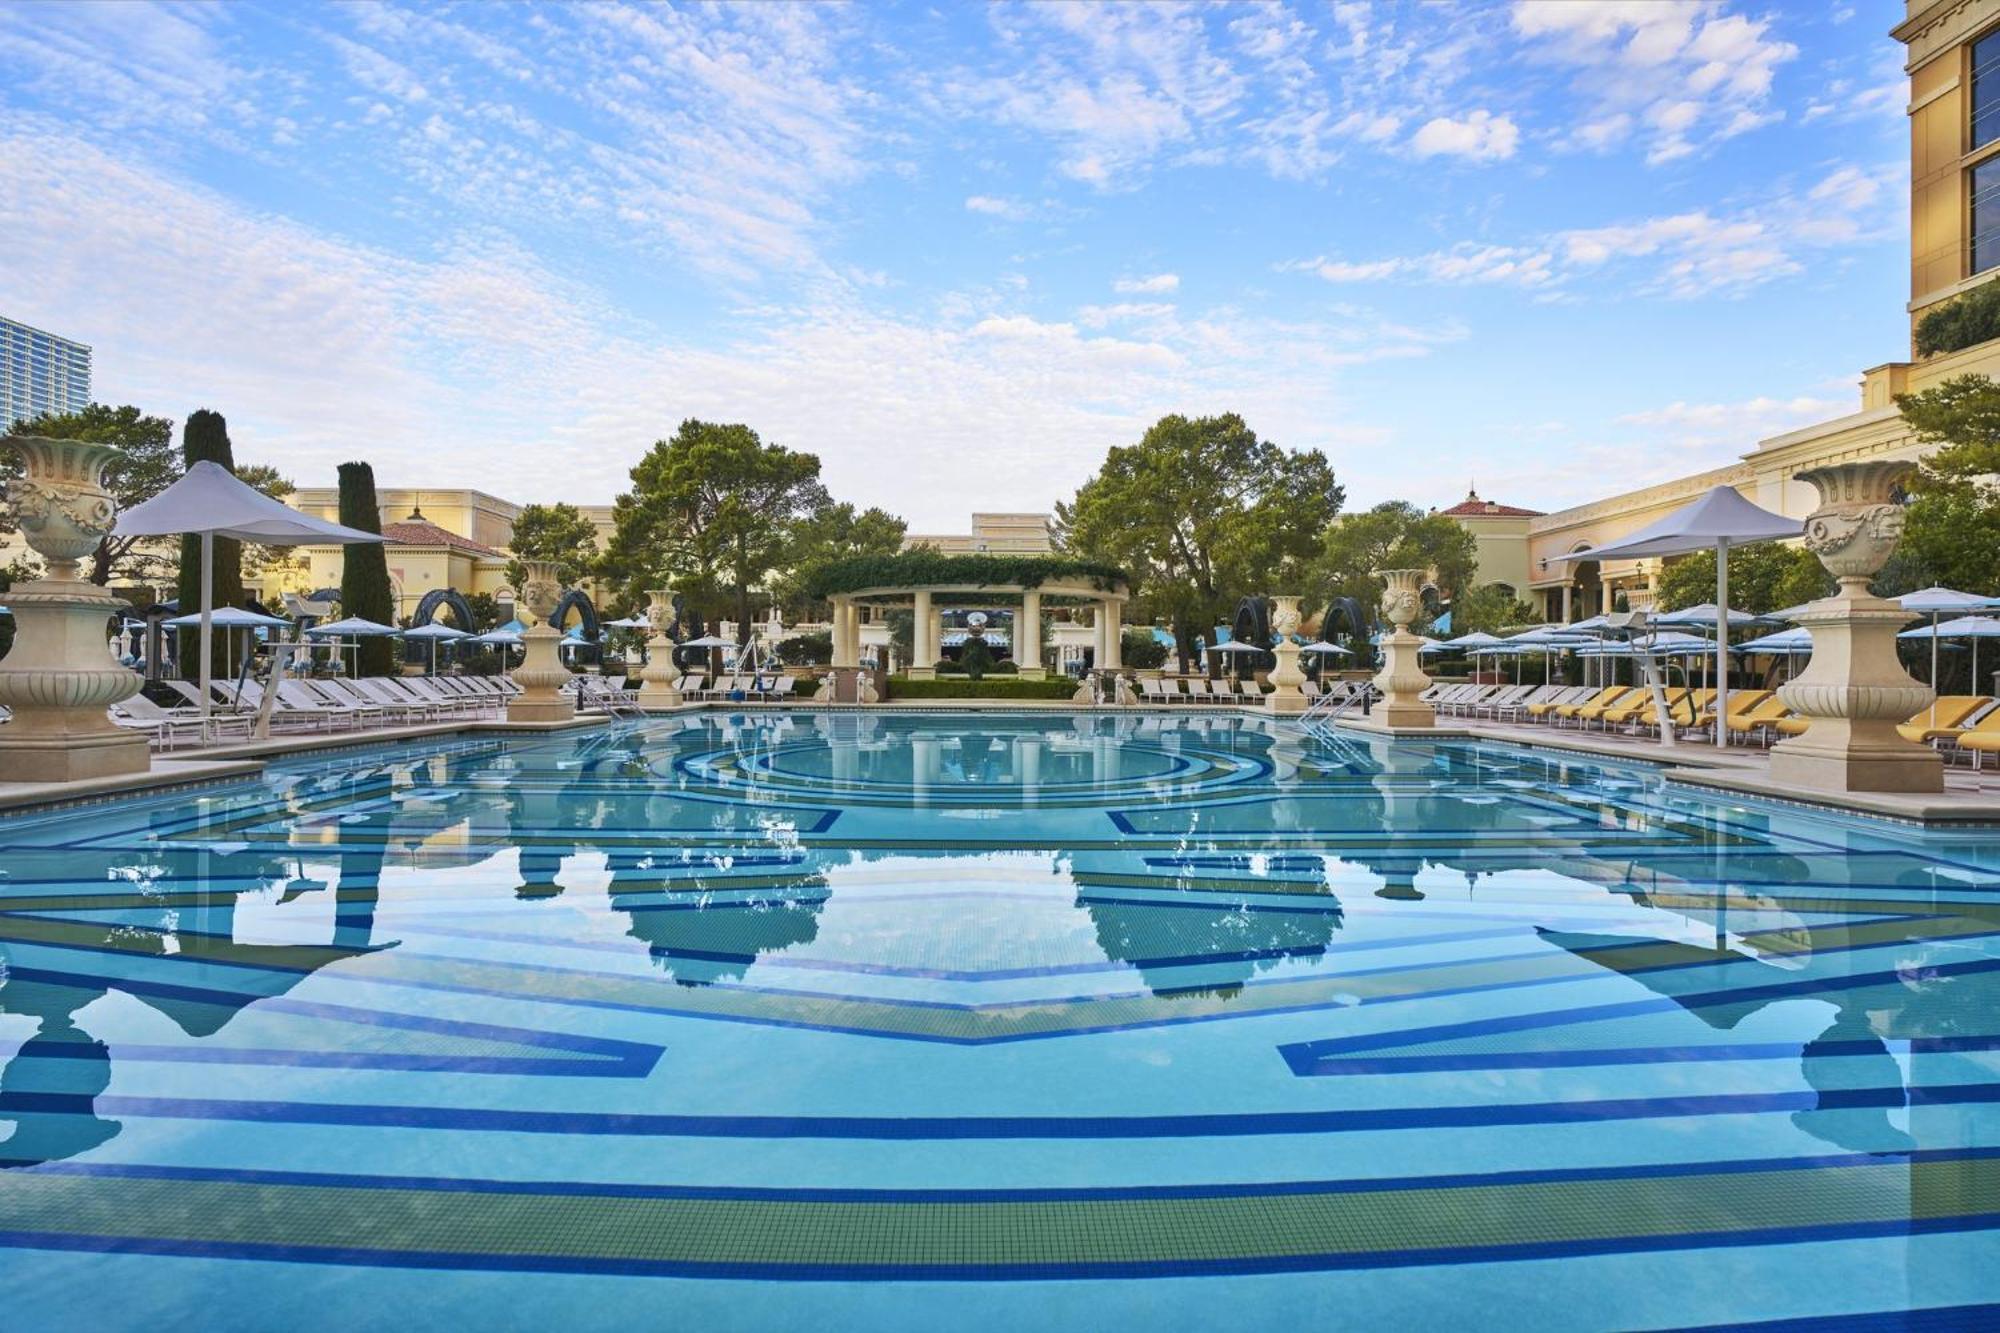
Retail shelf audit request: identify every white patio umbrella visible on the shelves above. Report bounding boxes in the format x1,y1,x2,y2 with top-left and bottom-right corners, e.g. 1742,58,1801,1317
402,620,471,674
305,616,403,678
113,461,384,723
1898,613,2000,704
1441,631,1507,649
1895,589,2000,723
1550,485,1800,747
1300,641,1352,656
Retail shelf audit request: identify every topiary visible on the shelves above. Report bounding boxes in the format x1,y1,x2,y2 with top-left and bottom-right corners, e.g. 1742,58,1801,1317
337,461,398,676
989,658,1018,674
959,634,995,680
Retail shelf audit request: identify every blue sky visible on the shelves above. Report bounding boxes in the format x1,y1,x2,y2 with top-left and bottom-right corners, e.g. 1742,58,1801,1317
0,1,1908,529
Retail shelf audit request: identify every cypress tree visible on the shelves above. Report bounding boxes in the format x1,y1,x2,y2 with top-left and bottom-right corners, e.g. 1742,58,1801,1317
337,461,397,676
175,409,247,678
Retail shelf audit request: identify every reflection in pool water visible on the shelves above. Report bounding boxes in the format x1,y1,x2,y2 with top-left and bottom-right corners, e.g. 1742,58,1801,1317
0,711,1995,1329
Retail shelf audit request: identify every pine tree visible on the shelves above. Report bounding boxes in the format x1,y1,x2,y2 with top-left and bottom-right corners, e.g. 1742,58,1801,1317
337,462,398,676
175,409,247,678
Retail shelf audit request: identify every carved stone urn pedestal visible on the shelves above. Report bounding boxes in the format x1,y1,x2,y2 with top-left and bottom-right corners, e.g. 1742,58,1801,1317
1769,461,1941,795
507,561,575,724
635,587,683,710
0,437,148,782
1370,569,1434,728
1264,594,1308,714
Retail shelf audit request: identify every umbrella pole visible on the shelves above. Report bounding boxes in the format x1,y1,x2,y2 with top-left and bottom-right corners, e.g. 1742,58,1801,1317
1931,612,1940,725
1713,538,1729,748
199,531,214,726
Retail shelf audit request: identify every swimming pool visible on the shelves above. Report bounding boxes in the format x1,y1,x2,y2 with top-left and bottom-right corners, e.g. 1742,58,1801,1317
0,710,1994,1329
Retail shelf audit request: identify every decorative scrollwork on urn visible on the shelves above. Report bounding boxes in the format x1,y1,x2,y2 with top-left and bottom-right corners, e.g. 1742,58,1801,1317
519,560,563,621
1373,569,1425,631
1794,461,1914,587
3,436,122,578
1269,595,1302,638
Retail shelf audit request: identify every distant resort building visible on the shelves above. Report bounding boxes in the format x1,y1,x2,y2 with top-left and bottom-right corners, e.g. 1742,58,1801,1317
901,512,1052,555
0,314,91,428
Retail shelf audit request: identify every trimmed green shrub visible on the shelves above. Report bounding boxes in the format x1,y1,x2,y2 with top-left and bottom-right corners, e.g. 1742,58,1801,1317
777,632,832,665
337,461,398,676
1121,628,1168,670
989,659,1018,674
959,635,995,679
933,658,965,675
886,676,1077,701
1916,281,2000,358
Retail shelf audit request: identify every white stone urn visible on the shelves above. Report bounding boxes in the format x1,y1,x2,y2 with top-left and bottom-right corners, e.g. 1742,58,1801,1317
0,435,147,780
1264,594,1308,714
507,559,575,723
1770,460,1939,794
636,586,683,709
1370,568,1434,728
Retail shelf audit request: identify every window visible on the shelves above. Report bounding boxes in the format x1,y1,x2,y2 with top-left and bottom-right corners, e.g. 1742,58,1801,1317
1974,156,2000,274
1978,28,2000,149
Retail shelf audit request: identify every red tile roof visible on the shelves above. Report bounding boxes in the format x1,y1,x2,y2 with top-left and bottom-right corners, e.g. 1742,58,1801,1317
379,520,500,556
1437,489,1543,518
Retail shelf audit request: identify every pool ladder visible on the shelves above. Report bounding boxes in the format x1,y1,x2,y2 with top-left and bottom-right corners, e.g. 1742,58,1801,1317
1299,683,1376,760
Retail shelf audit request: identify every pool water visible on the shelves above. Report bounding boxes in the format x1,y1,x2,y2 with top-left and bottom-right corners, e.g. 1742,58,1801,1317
0,711,1995,1329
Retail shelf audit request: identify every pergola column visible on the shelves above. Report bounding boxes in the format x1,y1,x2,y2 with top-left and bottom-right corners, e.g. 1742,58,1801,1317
830,596,857,669
1016,590,1044,679
909,590,936,679
1100,599,1123,670
1560,585,1573,623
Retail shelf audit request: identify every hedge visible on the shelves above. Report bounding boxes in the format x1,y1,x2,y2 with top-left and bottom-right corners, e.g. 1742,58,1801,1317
805,550,1128,598
1915,281,2000,358
885,676,1078,701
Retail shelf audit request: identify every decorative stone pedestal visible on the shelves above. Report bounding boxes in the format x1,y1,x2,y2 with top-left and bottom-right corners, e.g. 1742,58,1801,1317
1370,568,1434,728
0,437,146,782
507,561,574,724
1264,594,1307,714
1769,462,1941,795
635,587,683,709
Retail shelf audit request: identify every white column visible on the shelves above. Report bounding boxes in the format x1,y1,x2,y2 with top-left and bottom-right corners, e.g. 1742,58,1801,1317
1560,584,1573,623
910,591,935,679
1017,590,1044,679
830,596,856,669
1101,599,1122,670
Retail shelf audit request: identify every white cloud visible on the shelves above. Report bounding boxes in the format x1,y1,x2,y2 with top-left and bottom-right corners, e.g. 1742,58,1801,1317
1291,160,1898,299
1410,109,1519,162
1114,272,1180,294
1512,0,1797,164
965,194,1031,219
1618,394,1850,440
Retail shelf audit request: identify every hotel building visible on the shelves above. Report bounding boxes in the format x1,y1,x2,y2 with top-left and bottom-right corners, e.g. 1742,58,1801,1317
1,315,91,429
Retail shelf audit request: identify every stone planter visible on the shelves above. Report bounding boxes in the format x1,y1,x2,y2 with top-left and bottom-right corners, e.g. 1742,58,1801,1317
1370,568,1434,728
507,559,575,724
0,435,146,780
1770,460,1940,794
636,586,683,709
1265,594,1307,715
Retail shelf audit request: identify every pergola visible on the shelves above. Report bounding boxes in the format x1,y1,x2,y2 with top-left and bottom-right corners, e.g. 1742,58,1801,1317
810,554,1132,682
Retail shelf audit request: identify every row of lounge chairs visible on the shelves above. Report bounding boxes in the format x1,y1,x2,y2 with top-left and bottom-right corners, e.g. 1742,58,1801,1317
1428,681,2000,760
1139,677,1263,704
107,674,519,749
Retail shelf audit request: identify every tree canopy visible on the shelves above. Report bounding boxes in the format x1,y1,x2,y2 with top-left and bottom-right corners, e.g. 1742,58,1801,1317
1889,374,2000,596
505,502,599,591
1054,412,1341,669
600,420,834,641
1654,542,1833,615
1312,500,1477,626
772,501,907,618
1449,582,1537,637
11,404,179,585
803,550,1126,599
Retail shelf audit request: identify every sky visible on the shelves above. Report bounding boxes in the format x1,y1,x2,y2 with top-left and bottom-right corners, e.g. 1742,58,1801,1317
0,0,1909,531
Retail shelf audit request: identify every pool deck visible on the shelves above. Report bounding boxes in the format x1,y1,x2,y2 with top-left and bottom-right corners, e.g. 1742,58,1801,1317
6,698,2000,825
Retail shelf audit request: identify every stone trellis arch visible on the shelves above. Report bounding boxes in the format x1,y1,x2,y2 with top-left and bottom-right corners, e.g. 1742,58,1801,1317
412,588,478,631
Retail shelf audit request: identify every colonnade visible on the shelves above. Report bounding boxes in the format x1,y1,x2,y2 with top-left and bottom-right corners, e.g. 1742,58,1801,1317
828,585,1124,682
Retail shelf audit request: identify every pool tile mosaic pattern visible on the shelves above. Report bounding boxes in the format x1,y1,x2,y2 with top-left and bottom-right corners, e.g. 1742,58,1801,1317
0,711,1996,1329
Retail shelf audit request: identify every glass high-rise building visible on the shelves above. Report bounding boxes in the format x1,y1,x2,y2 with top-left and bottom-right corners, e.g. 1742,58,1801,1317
1,315,92,428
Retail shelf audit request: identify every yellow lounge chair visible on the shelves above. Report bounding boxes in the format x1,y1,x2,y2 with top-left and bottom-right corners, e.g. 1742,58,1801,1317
1600,686,1689,728
1666,688,1718,729
1895,695,1990,745
1938,705,2000,767
1692,689,1769,735
1558,686,1638,721
1728,693,1795,738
